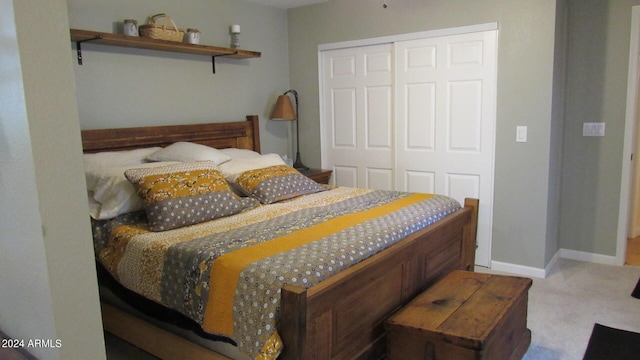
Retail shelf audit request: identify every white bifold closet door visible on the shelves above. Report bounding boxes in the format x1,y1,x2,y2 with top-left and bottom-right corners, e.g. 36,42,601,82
394,31,496,267
320,29,496,267
321,43,394,190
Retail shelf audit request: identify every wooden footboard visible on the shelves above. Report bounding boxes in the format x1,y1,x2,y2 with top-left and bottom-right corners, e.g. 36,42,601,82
279,198,478,360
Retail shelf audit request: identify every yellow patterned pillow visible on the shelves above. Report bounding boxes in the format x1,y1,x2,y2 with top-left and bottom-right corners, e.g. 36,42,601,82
125,162,258,231
229,165,327,204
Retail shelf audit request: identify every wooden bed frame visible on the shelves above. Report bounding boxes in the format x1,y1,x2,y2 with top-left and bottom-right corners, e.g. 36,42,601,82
82,115,479,360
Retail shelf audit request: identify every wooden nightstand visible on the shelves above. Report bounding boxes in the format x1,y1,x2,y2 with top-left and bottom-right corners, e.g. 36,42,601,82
299,168,332,184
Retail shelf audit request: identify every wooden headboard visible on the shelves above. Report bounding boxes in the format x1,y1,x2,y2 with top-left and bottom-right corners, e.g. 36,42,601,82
81,115,260,153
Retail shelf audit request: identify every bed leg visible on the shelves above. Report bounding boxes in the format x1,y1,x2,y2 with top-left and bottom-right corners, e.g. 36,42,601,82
280,284,307,360
462,198,479,271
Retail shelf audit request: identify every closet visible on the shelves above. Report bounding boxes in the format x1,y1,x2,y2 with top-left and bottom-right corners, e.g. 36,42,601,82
319,25,497,267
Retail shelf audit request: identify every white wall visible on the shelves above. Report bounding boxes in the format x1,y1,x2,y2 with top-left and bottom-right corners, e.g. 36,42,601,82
0,0,105,358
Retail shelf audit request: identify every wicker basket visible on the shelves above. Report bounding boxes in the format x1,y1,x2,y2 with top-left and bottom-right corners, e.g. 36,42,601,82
139,14,184,42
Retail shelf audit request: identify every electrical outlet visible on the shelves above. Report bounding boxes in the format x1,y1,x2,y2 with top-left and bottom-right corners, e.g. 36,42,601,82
583,122,605,136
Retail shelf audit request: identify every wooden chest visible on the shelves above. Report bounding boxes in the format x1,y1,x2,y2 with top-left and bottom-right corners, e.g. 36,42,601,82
385,270,532,360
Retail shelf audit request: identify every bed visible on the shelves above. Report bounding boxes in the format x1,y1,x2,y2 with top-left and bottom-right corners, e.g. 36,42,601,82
82,115,479,360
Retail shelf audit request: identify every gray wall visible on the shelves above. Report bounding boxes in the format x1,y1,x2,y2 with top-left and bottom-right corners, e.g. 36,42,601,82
0,0,105,358
560,0,640,256
4,0,640,356
289,0,640,268
67,0,293,157
288,0,560,269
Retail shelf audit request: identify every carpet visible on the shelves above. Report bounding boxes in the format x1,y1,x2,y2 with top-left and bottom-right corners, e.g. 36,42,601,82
582,323,640,360
632,278,640,299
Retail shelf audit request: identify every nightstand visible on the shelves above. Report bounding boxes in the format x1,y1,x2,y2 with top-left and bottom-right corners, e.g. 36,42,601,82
299,168,332,184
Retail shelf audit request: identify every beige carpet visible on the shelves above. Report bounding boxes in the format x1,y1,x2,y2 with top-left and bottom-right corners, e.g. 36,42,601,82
104,258,640,359
479,258,640,360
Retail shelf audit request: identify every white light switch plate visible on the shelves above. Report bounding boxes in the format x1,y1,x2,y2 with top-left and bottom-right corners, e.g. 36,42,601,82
583,122,605,136
516,126,527,143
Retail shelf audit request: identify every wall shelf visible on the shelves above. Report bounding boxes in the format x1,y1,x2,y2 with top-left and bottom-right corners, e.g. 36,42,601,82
70,29,261,73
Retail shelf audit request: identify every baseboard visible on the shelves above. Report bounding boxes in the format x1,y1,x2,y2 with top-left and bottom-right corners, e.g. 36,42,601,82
558,248,619,265
489,248,619,279
490,260,548,278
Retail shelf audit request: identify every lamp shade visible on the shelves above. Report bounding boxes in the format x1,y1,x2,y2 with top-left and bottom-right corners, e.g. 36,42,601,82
271,95,297,120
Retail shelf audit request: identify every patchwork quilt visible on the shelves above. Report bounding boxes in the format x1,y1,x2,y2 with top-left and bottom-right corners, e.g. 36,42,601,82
92,186,461,359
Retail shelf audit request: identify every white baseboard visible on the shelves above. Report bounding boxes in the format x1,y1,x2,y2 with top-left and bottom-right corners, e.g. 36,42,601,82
488,248,619,278
558,248,620,265
490,260,548,278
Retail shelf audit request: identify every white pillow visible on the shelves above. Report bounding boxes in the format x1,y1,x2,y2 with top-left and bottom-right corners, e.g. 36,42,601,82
218,153,286,178
83,147,161,172
146,142,231,165
220,148,261,160
86,161,180,220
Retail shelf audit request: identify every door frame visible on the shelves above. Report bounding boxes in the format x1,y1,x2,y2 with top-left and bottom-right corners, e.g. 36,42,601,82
317,22,498,52
619,6,640,265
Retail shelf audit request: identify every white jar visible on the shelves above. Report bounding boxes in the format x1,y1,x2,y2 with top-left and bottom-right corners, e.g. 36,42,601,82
187,29,200,44
123,19,138,36
230,24,240,48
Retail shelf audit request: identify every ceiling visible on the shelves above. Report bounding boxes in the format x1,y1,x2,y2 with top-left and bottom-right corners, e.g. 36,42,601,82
244,0,328,9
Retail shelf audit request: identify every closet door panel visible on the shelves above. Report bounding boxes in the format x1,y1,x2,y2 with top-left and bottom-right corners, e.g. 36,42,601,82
395,31,496,267
322,44,394,190
331,88,357,148
366,86,393,149
404,171,436,194
406,83,436,150
448,80,482,152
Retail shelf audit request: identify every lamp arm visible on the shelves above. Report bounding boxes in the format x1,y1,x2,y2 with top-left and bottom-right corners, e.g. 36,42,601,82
283,89,299,120
282,89,308,170
284,90,299,151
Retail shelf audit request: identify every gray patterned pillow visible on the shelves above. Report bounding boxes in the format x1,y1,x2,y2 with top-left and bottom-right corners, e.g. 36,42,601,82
228,165,327,204
125,162,258,231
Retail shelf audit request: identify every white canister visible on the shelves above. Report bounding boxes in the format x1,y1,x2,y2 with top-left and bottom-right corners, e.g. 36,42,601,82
230,24,240,48
123,19,138,36
187,29,200,44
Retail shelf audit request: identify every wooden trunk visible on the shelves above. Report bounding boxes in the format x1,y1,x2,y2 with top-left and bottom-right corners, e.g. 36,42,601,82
385,270,532,360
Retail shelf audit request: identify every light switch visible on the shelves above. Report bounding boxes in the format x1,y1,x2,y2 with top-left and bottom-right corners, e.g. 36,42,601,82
583,122,605,136
516,126,527,143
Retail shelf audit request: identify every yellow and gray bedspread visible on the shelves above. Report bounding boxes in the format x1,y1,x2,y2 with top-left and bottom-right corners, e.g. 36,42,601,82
92,186,460,359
